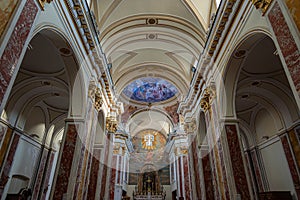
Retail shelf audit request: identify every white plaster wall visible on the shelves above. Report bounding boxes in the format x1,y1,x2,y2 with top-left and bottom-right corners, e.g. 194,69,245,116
260,140,296,199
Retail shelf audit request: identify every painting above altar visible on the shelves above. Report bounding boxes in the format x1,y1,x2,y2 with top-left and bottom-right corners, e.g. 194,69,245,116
122,77,178,103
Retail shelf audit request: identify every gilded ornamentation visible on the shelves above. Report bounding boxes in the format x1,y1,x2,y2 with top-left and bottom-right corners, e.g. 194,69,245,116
0,0,18,38
38,0,53,10
175,147,189,156
94,88,103,111
251,0,273,14
200,86,216,112
106,116,118,133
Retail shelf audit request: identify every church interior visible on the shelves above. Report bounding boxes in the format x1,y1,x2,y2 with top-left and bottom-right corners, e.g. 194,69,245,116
0,0,300,199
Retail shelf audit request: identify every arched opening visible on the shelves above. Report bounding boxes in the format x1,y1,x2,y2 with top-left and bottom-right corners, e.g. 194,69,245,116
1,28,81,199
226,33,300,199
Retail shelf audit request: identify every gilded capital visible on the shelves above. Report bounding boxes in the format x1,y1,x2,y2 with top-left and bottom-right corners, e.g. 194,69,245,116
184,118,197,134
106,116,118,133
38,0,53,10
88,81,97,99
94,89,103,111
175,146,189,156
200,86,216,112
251,0,273,14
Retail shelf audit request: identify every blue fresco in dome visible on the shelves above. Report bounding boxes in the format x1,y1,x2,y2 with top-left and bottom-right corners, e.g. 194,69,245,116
123,78,178,103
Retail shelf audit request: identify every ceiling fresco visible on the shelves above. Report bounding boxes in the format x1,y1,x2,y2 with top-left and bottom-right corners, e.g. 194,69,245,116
122,77,178,103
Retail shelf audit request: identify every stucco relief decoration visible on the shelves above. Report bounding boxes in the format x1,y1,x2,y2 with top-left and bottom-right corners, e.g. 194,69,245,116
94,88,103,111
123,77,178,103
184,119,197,134
0,0,18,38
38,0,53,10
200,86,216,112
251,0,273,14
106,116,118,133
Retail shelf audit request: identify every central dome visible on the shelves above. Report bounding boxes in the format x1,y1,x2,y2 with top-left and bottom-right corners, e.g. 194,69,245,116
122,77,178,103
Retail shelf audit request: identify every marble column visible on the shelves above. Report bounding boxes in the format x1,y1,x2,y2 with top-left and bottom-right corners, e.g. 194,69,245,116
109,132,129,200
268,1,300,99
190,138,202,199
100,115,118,200
200,87,229,200
201,148,215,200
280,134,300,198
52,123,80,199
185,120,202,199
32,148,49,200
40,150,55,200
172,135,192,200
73,100,98,199
224,124,251,199
87,147,101,200
0,0,38,106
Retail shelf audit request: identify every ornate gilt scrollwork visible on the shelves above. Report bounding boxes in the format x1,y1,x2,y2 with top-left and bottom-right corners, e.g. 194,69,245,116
38,0,53,10
106,116,118,133
251,0,273,14
200,86,216,112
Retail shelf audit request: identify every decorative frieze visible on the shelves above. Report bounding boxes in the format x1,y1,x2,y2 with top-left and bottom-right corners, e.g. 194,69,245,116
251,0,273,15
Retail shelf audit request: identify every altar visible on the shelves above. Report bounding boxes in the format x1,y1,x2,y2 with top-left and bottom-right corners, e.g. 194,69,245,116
132,165,166,200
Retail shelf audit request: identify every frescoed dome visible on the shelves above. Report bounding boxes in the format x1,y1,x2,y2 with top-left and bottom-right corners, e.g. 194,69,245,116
122,77,178,103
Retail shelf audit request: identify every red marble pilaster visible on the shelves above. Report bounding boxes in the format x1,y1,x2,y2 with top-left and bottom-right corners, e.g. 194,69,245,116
87,148,101,200
191,139,202,199
225,124,250,199
183,156,192,200
178,157,183,197
202,152,215,200
40,151,55,200
32,149,48,200
250,150,264,192
53,124,79,199
73,101,93,199
100,134,112,199
109,155,117,200
0,133,20,197
0,0,38,103
82,110,98,199
268,2,300,98
212,104,230,199
280,134,300,199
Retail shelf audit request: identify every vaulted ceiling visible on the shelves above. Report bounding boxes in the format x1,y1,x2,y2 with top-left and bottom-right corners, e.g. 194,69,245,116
91,0,217,107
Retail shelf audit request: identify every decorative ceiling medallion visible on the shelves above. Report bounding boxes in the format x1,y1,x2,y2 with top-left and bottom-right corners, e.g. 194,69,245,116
234,49,247,59
122,77,178,103
146,18,158,25
147,34,157,40
59,47,72,56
